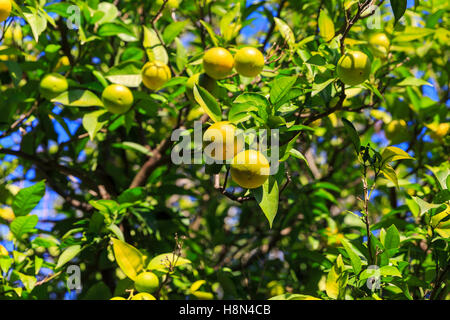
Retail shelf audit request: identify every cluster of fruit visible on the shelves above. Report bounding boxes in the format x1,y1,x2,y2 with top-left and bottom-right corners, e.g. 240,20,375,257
34,27,395,190
38,45,272,190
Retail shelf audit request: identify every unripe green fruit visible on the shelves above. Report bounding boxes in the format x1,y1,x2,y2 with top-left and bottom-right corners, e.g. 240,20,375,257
132,293,156,300
368,33,390,58
336,51,371,86
234,47,265,77
385,120,409,144
101,84,134,115
39,73,69,100
134,272,159,294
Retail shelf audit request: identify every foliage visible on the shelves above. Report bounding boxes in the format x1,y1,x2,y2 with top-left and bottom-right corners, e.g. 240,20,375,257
0,0,449,300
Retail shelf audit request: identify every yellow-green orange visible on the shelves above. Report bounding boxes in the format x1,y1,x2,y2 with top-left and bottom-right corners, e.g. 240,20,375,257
385,120,409,144
230,150,270,189
134,272,159,294
234,47,265,77
0,0,11,23
203,121,244,161
368,33,390,58
0,244,8,256
55,56,70,71
203,47,234,80
3,24,22,46
131,293,156,300
336,51,371,86
101,84,134,114
141,60,171,90
39,73,68,100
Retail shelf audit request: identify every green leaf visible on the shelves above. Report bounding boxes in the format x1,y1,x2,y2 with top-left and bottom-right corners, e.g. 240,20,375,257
363,82,385,102
379,265,402,277
326,255,347,299
143,26,168,64
56,245,82,269
270,76,297,105
23,7,47,42
98,22,137,41
12,181,46,217
15,272,37,292
381,146,415,164
389,0,407,25
147,253,191,271
311,77,335,97
384,224,400,250
52,90,104,107
96,2,119,25
274,18,295,48
381,163,399,189
175,37,187,72
269,293,321,300
190,280,206,293
112,141,152,156
430,206,449,228
34,256,43,275
318,11,335,41
252,176,279,228
200,20,219,47
341,238,362,275
163,21,189,45
425,165,449,190
411,196,442,216
10,215,39,240
82,110,108,140
118,187,146,204
279,132,301,162
105,61,142,87
342,118,360,155
233,93,270,122
396,77,433,87
194,85,222,122
111,238,144,280
219,3,241,41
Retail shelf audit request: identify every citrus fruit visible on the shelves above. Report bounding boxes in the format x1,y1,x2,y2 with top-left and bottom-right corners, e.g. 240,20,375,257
39,73,69,100
234,47,265,77
141,60,171,90
203,47,234,80
368,33,390,58
0,244,8,256
110,297,126,300
186,73,218,102
131,293,156,300
385,120,409,144
336,51,371,86
0,0,11,23
101,84,134,114
0,45,13,72
426,122,449,141
134,272,159,294
55,56,70,71
203,121,244,161
230,150,270,189
156,0,179,9
3,23,22,46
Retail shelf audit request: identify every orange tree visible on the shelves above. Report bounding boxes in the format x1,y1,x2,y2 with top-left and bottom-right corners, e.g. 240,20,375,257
0,0,449,300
